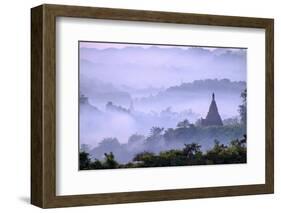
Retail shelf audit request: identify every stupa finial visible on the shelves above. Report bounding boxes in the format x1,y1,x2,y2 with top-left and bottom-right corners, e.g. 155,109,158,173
201,92,223,126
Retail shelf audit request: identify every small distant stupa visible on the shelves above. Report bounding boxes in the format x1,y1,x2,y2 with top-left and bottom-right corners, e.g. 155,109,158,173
201,93,223,126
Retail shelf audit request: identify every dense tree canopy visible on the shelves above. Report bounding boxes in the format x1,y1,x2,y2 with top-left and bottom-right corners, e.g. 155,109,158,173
80,135,246,170
80,90,247,170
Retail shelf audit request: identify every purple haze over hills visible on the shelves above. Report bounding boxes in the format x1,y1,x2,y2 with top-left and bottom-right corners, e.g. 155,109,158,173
79,42,247,149
80,43,246,90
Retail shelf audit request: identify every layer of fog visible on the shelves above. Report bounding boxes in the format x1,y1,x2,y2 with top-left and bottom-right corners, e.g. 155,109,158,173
80,79,246,161
79,44,247,163
80,46,246,89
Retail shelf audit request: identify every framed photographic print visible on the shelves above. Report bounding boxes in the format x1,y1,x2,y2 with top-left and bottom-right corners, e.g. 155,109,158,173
31,4,274,208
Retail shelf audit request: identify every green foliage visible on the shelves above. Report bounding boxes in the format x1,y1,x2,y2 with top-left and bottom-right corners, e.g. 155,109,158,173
133,151,155,162
183,143,203,164
90,116,246,164
104,152,119,169
162,124,245,152
79,152,119,170
90,159,103,169
79,152,91,170
205,135,246,164
80,135,247,170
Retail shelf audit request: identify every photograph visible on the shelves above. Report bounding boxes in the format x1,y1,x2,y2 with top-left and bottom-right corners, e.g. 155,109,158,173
30,4,274,208
79,41,247,170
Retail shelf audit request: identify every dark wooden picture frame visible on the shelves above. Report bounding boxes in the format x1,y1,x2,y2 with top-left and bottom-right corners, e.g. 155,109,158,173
31,4,274,208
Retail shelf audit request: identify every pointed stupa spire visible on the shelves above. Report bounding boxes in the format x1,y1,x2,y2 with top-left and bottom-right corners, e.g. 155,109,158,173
201,93,223,126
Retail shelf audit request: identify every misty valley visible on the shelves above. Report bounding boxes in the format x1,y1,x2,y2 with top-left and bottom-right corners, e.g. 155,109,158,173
79,42,247,170
79,79,247,170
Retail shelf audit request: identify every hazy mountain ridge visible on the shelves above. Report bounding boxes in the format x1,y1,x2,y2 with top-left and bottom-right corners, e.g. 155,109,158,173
80,46,246,65
80,46,246,89
166,78,245,93
134,79,245,117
